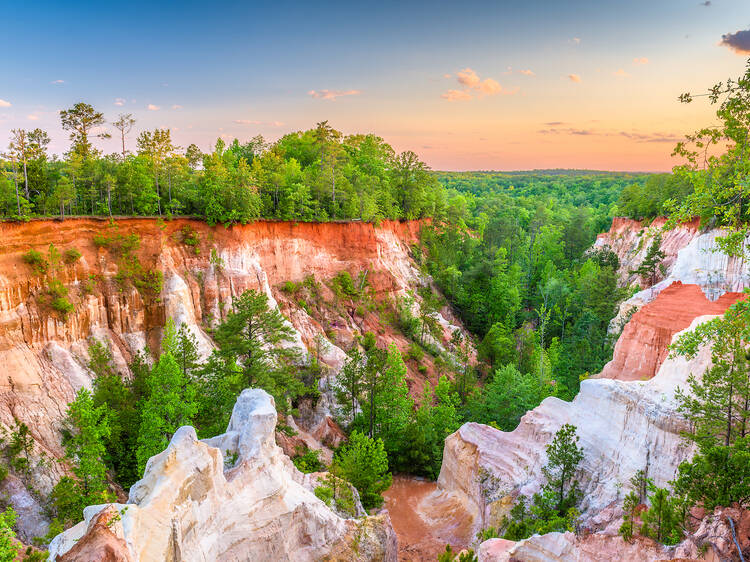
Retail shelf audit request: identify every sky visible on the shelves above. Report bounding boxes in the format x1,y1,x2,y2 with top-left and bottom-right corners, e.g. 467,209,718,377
1,0,749,171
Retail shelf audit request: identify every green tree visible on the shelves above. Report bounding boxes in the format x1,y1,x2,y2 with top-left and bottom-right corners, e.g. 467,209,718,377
136,352,197,472
213,289,302,410
543,423,584,514
0,508,18,562
333,347,365,424
59,102,110,160
629,233,666,287
53,387,112,525
335,431,392,510
638,483,685,545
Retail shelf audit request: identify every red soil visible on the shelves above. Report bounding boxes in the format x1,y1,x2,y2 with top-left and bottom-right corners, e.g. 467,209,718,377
599,282,745,381
383,475,473,562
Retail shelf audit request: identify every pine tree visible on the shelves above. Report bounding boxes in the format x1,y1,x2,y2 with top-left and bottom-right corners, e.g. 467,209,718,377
0,508,18,562
333,347,365,424
53,388,112,525
213,289,302,410
629,233,666,287
335,431,392,510
542,423,584,515
136,352,197,473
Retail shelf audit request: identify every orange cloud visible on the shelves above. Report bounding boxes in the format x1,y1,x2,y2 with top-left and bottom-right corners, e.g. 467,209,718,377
633,57,649,65
443,68,512,100
441,89,473,102
568,74,581,82
0,99,11,107
147,104,160,111
613,69,630,77
308,89,362,101
519,69,535,76
720,29,750,54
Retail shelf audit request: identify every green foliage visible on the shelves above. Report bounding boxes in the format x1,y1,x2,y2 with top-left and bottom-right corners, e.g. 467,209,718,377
292,447,326,473
21,249,48,275
467,364,554,431
503,424,584,541
63,248,81,264
176,224,200,253
208,289,302,415
2,118,445,223
628,233,666,286
53,387,112,526
136,350,197,473
0,508,19,562
437,544,478,562
335,430,392,510
666,61,750,258
618,491,640,542
638,483,685,545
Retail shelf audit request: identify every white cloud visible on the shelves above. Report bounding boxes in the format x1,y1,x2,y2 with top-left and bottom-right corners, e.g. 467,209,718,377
114,98,126,106
519,69,535,76
0,99,11,107
27,114,40,121
171,104,183,110
568,74,582,83
633,57,649,65
50,79,65,85
147,104,160,111
308,89,362,101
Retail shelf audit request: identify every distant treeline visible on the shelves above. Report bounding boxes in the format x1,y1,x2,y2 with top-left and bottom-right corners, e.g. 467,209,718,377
0,104,444,225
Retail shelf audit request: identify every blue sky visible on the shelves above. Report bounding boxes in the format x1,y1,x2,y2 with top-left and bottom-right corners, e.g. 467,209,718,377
1,0,749,170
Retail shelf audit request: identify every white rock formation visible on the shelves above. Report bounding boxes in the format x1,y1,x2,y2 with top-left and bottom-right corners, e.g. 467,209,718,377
434,316,715,536
48,388,397,562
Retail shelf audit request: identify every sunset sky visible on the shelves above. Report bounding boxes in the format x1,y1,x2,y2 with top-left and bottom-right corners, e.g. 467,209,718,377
1,0,749,171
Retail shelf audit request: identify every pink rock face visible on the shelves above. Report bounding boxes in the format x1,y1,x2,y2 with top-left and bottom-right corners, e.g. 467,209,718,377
598,281,745,381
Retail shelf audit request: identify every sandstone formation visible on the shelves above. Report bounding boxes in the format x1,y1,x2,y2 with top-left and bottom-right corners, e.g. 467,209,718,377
0,218,463,535
598,282,743,381
433,316,715,538
48,388,398,562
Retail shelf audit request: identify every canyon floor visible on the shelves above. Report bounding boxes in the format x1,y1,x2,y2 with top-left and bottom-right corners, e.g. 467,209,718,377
384,475,473,561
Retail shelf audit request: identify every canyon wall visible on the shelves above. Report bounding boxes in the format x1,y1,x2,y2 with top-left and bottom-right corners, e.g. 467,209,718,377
48,388,398,562
0,217,460,541
435,218,750,556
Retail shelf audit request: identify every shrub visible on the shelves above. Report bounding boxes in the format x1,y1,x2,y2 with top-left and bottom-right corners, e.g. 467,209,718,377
292,448,326,473
93,232,140,256
47,279,68,299
51,297,75,318
282,281,300,294
22,250,48,275
63,248,82,264
176,225,200,254
332,271,358,298
314,485,334,504
407,342,424,362
418,364,428,374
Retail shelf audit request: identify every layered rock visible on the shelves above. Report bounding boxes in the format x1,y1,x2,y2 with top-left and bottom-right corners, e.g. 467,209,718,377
598,282,743,381
0,218,464,535
48,388,398,562
433,316,715,538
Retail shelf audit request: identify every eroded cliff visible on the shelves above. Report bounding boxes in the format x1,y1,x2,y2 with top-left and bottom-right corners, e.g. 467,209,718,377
0,217,461,541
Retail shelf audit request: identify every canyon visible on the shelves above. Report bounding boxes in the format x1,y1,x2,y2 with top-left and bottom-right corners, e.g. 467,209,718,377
0,215,747,561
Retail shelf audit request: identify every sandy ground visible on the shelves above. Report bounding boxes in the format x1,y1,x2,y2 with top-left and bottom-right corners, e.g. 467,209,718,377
383,475,473,562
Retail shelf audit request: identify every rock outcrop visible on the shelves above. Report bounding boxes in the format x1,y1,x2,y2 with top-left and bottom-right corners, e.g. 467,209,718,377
48,388,398,562
434,316,714,537
598,282,743,381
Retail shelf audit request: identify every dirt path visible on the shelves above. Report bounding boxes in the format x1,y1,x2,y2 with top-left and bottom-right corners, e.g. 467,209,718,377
383,475,474,561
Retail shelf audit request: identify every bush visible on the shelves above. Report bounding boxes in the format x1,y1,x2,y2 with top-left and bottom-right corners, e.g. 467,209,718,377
335,431,392,510
63,248,82,264
282,281,300,294
93,232,140,256
407,342,424,362
22,249,48,275
176,225,200,254
47,279,68,299
292,448,326,473
51,297,75,318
